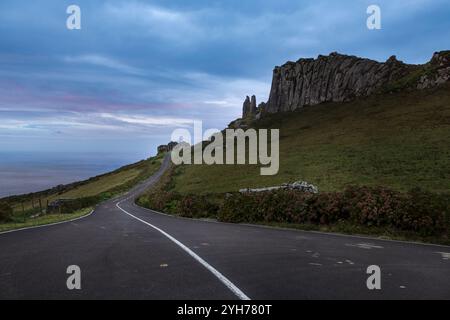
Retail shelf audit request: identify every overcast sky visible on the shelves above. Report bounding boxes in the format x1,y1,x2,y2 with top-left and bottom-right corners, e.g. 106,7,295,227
0,0,449,159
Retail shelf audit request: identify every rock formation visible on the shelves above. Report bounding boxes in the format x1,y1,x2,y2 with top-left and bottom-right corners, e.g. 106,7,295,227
266,52,413,113
157,141,178,154
239,181,319,194
417,51,450,89
242,95,257,118
240,51,450,118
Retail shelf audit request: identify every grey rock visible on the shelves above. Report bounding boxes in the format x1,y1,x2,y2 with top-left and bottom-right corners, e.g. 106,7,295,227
157,141,178,154
239,181,318,194
242,96,251,118
250,95,257,114
417,52,450,89
263,51,449,114
242,95,258,118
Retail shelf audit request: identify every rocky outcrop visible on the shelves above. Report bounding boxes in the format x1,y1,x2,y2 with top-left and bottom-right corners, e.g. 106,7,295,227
417,51,450,89
266,52,413,113
239,181,319,194
157,141,178,154
242,95,257,118
240,51,450,118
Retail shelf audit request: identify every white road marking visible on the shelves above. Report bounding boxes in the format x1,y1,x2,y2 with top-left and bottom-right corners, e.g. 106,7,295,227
116,199,251,301
309,263,322,266
0,210,94,236
346,243,384,250
436,252,450,260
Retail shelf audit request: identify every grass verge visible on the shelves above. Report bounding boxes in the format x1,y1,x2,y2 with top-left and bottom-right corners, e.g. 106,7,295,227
0,207,93,233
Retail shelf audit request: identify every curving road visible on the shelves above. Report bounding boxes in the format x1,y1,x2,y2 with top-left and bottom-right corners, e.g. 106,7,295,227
0,155,449,300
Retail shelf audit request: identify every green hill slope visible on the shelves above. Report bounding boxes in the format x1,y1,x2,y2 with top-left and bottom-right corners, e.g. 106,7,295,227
171,83,450,194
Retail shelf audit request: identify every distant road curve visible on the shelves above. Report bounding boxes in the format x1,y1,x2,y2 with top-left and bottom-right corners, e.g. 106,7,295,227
0,155,449,299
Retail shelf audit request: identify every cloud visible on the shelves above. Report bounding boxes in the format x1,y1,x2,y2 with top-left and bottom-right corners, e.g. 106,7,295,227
99,113,195,127
63,54,143,75
0,0,449,155
103,2,204,43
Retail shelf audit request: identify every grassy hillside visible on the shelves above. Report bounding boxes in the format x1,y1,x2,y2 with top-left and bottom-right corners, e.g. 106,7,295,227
171,83,450,194
1,153,163,220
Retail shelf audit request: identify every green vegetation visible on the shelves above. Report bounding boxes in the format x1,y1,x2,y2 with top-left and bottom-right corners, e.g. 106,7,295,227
138,169,450,244
171,83,450,194
0,153,163,231
381,51,450,93
138,84,450,244
0,207,92,233
218,187,449,236
0,202,13,222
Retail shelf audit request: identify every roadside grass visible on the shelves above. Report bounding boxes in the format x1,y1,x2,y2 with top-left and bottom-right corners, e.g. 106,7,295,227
0,207,92,233
0,153,164,231
171,84,450,194
53,168,141,199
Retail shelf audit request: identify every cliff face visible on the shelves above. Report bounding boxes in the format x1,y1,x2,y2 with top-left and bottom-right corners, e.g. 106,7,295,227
266,52,413,113
240,51,450,119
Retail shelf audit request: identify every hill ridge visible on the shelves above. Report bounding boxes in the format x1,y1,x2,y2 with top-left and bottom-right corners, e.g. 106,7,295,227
239,50,450,121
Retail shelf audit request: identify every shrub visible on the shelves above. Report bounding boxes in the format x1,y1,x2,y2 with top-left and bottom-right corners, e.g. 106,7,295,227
143,184,450,238
178,194,219,218
146,191,181,213
399,188,449,236
0,202,13,222
218,186,449,237
342,186,404,227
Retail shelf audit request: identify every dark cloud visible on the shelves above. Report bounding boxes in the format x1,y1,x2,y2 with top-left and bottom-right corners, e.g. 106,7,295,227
0,0,449,155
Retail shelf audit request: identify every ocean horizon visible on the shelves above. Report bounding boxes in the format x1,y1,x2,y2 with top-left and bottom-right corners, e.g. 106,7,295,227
0,151,149,198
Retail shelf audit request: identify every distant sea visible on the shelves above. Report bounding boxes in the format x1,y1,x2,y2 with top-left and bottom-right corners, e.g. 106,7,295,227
0,152,146,198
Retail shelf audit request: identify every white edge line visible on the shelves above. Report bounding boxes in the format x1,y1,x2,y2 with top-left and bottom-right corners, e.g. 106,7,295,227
0,209,94,236
116,199,251,301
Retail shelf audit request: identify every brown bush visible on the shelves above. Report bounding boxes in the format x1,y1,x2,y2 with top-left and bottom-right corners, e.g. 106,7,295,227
142,185,449,237
218,186,450,236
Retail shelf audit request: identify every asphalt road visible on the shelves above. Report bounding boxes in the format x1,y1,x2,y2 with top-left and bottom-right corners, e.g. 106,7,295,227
1,155,449,300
